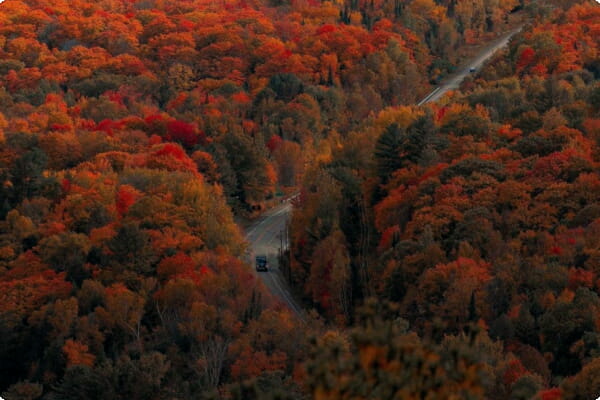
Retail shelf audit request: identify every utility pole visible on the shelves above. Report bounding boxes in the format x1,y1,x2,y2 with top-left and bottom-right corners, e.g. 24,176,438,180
285,219,292,284
278,230,283,276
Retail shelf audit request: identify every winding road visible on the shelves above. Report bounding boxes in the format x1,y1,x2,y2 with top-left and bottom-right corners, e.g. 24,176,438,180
244,25,523,319
244,199,304,319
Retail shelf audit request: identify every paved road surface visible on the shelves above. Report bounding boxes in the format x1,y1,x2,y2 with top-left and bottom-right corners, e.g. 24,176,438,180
243,27,523,319
418,26,523,105
244,199,304,319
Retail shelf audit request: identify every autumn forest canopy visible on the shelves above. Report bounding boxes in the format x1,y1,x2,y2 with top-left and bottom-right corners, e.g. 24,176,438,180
0,0,599,398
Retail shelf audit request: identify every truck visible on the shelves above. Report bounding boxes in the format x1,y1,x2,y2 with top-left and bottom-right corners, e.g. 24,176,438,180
255,255,268,272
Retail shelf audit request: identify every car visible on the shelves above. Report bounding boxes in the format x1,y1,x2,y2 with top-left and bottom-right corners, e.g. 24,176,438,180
469,67,476,73
255,255,268,272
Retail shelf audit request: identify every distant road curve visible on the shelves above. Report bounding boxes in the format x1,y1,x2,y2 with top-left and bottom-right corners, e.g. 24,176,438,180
418,26,523,106
243,197,305,320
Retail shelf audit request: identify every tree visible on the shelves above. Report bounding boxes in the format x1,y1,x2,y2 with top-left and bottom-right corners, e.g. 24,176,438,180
267,73,304,102
8,148,54,211
191,151,220,184
63,339,95,368
110,352,170,400
96,283,146,349
106,222,157,276
2,381,43,400
410,258,491,330
539,288,600,376
166,120,203,149
49,365,115,400
307,229,352,322
272,140,303,187
220,130,275,206
38,232,91,285
374,123,423,183
306,300,486,399
562,357,600,400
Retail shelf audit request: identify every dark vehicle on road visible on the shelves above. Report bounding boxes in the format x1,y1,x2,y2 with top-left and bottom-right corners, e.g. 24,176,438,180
255,255,268,271
469,67,476,73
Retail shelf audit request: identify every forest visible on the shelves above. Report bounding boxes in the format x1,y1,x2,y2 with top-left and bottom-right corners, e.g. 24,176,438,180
0,0,598,398
290,1,600,398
